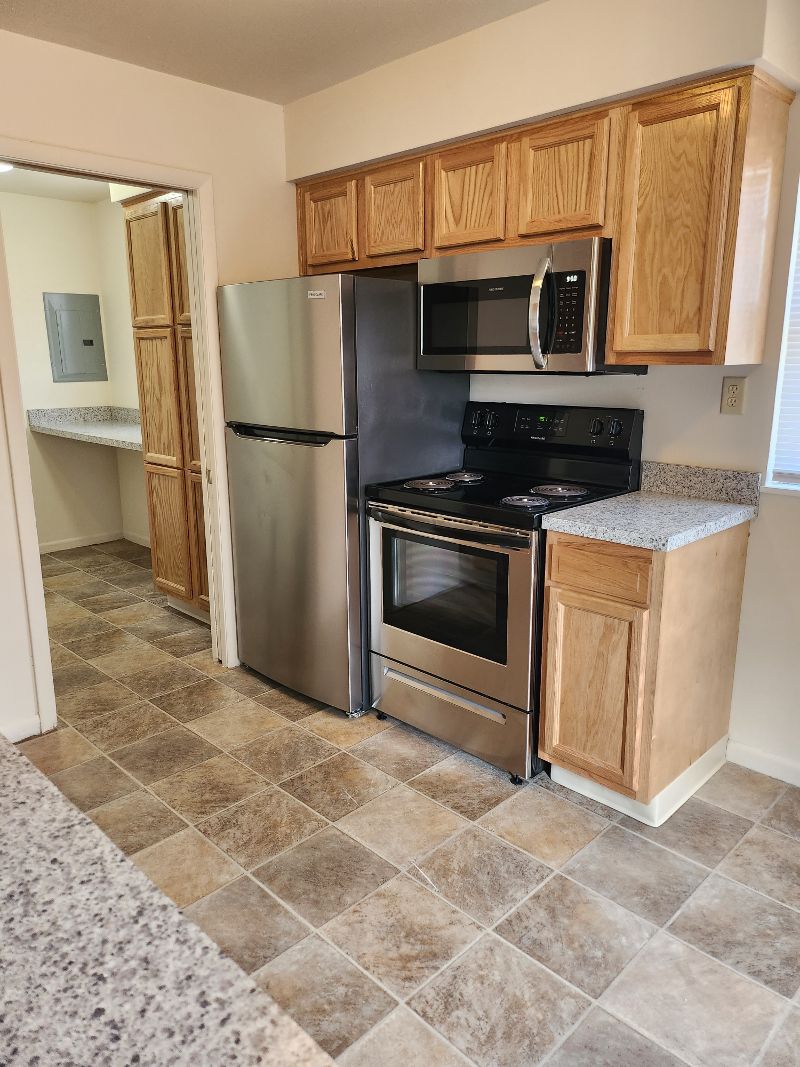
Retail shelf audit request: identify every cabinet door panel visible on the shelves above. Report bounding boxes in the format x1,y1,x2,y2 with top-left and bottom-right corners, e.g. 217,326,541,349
125,201,173,327
175,326,201,473
134,328,184,468
365,160,425,257
517,115,610,236
186,470,210,612
168,199,191,325
540,586,646,791
145,464,192,600
433,141,507,248
303,179,358,266
613,86,737,356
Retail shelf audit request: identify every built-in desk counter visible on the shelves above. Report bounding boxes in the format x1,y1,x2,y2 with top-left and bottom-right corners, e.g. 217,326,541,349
27,406,142,451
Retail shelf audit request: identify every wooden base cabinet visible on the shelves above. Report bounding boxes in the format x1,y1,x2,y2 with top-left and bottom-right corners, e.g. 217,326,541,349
145,464,192,600
539,526,750,803
186,471,209,612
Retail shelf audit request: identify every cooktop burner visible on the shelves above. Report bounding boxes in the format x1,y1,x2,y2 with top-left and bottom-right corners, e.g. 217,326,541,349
445,471,484,484
531,484,590,498
500,494,550,510
403,478,454,491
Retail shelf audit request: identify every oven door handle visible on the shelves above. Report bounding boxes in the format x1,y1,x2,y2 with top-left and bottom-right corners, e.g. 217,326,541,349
368,505,532,550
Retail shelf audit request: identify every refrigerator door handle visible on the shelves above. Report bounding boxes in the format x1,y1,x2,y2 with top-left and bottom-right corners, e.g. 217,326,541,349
228,424,331,447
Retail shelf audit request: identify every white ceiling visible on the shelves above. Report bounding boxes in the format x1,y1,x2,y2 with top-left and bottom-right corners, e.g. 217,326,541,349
0,167,110,202
0,0,542,104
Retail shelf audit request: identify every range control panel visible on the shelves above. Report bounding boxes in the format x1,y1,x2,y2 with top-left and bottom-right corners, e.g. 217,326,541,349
463,402,643,451
551,270,586,354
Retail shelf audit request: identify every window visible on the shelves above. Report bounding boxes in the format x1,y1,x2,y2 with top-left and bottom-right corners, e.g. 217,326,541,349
768,186,800,488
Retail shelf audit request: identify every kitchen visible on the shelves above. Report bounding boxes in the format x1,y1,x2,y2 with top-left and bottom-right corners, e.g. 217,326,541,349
1,3,800,1066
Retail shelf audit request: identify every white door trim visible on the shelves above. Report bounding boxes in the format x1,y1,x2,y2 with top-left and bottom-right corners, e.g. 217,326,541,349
0,139,238,741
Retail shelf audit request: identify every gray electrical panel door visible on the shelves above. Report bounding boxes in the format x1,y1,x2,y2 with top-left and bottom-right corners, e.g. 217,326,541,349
43,292,108,383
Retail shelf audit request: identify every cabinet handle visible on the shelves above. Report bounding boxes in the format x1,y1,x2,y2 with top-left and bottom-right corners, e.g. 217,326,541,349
348,236,356,260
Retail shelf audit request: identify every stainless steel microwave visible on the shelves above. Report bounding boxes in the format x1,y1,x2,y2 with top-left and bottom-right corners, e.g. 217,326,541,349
418,238,643,374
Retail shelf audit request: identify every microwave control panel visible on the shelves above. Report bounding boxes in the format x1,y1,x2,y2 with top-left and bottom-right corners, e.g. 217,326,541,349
551,271,586,354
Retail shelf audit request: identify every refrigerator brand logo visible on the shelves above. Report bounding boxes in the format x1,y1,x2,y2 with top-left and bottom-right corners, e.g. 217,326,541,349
307,290,327,299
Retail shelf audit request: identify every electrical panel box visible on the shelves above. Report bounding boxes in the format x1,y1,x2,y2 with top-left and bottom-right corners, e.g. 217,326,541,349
43,292,108,383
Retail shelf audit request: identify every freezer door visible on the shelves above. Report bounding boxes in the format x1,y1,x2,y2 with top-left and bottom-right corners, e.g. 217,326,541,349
218,275,355,436
225,426,361,712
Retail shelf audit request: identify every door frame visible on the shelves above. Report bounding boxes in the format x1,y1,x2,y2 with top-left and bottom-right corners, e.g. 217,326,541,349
0,135,239,741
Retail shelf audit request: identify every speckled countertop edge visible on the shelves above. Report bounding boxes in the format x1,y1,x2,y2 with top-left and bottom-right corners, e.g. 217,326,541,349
0,738,333,1067
28,407,142,451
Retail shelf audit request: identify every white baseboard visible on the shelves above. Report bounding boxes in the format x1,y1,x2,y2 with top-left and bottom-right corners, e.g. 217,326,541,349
166,596,210,623
726,740,800,787
551,736,729,826
2,709,47,744
122,530,150,548
39,531,125,553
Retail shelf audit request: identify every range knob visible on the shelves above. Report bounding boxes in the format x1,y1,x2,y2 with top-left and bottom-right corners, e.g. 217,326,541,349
588,417,604,436
608,418,623,437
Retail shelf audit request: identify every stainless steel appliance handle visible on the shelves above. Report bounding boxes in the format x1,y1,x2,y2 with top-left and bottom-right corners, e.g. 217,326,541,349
528,253,552,371
368,503,532,550
229,427,328,447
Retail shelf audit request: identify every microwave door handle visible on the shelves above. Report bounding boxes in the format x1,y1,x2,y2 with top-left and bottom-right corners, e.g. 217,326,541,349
528,252,552,370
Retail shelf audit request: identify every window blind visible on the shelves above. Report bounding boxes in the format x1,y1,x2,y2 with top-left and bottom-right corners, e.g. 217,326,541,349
770,202,800,487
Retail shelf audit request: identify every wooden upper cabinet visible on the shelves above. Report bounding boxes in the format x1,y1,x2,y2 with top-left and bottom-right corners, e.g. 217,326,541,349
612,85,738,358
364,160,425,257
302,178,358,266
125,201,173,328
134,327,184,469
175,326,201,473
540,585,646,792
433,140,507,249
168,199,191,325
145,463,192,600
515,114,611,236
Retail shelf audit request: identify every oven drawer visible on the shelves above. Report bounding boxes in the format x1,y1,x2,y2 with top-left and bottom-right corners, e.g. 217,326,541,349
547,533,653,606
371,655,533,779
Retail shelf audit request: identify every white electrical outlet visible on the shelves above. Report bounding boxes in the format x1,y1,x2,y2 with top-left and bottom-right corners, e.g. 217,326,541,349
721,376,746,415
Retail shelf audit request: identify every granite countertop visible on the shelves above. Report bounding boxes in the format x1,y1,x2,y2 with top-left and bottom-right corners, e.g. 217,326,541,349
0,737,333,1067
27,406,143,451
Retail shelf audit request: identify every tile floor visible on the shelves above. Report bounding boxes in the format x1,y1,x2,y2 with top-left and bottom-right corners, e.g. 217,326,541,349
18,540,800,1065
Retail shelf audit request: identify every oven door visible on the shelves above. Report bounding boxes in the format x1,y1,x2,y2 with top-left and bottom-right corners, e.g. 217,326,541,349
368,504,536,710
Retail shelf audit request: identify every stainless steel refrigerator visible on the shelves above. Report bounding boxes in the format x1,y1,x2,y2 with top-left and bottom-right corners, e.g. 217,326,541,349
218,274,468,715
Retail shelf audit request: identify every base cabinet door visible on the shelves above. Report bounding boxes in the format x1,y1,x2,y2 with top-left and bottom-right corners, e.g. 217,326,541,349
540,585,647,792
186,470,209,613
134,328,184,468
145,464,192,600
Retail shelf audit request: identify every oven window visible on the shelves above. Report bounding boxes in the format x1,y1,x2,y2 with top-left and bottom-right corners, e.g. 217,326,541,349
382,529,508,663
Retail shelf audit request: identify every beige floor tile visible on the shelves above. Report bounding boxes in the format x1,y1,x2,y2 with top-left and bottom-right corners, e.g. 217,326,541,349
132,827,239,907
59,579,116,602
547,1009,684,1066
337,784,467,867
410,753,520,820
223,669,278,699
233,726,337,783
89,790,185,855
48,615,114,645
411,826,550,927
697,762,787,821
81,590,142,615
480,787,606,866
760,1010,800,1067
717,825,800,909
280,751,395,821
90,643,172,679
122,659,203,699
255,935,395,1058
152,753,267,823
112,726,219,784
498,874,654,997
619,798,752,867
182,649,233,678
45,594,94,628
64,628,144,660
199,788,326,868
18,726,98,775
188,699,286,749
48,643,83,669
564,825,706,925
338,1007,470,1067
152,629,213,658
49,546,105,565
51,661,107,697
56,678,139,727
125,613,201,643
254,826,397,926
303,709,392,748
670,874,800,997
93,538,145,559
49,755,136,812
533,773,624,820
43,570,99,591
351,725,454,781
150,677,244,723
184,876,307,974
763,786,800,842
253,685,324,721
40,557,78,577
411,934,589,1067
85,558,144,580
79,702,178,753
602,932,785,1067
101,602,165,626
325,875,480,998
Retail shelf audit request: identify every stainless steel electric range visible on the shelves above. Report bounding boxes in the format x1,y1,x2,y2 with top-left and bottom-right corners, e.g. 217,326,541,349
367,401,644,780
